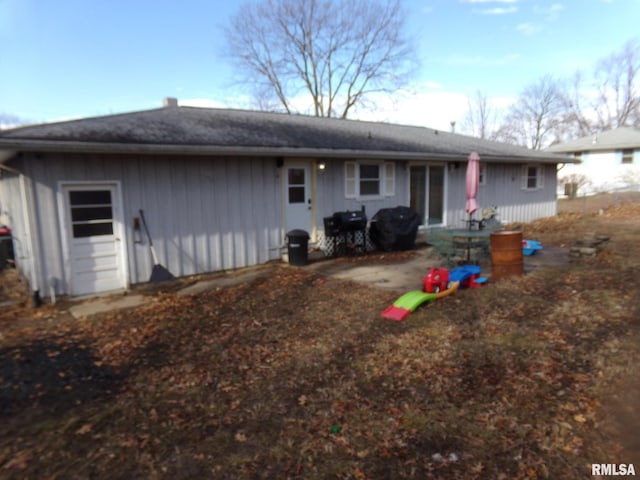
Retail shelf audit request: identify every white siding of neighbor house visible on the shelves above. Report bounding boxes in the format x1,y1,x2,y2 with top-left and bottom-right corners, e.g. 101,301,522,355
559,149,640,194
13,152,283,295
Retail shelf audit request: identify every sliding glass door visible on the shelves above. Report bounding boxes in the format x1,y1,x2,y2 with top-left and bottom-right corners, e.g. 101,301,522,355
410,165,445,226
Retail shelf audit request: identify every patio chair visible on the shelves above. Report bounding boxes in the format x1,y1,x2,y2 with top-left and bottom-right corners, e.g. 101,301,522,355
426,228,458,267
480,216,504,231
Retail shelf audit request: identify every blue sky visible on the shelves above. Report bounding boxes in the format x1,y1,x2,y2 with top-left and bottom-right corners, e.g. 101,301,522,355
1,0,638,130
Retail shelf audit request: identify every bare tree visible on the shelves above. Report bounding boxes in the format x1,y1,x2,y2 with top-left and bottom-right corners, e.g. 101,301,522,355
0,113,28,130
558,172,592,198
224,0,415,118
592,39,640,129
494,75,565,149
461,90,497,139
557,71,594,140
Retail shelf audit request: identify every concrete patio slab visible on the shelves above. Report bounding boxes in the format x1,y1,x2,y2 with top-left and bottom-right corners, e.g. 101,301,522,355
69,294,147,319
308,245,569,294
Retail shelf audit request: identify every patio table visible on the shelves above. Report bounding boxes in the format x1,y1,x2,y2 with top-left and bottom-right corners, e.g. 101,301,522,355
449,229,492,262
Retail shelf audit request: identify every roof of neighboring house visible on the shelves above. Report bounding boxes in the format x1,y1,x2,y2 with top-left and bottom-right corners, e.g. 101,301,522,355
0,105,571,164
546,127,640,154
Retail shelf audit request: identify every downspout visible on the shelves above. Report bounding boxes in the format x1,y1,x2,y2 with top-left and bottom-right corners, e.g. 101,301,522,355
0,162,41,306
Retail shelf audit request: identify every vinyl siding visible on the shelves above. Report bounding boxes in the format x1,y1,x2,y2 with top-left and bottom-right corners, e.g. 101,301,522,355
16,152,282,295
445,162,557,226
2,152,561,296
559,149,640,194
0,165,29,272
314,158,408,228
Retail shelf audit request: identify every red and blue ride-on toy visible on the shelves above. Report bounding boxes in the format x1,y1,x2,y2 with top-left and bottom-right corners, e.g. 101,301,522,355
423,267,450,293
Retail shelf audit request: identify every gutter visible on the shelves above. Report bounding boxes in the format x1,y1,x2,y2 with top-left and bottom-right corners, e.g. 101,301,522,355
0,162,41,306
0,139,574,164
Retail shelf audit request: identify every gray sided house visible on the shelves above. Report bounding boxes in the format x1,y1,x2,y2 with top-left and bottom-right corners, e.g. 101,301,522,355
0,103,571,298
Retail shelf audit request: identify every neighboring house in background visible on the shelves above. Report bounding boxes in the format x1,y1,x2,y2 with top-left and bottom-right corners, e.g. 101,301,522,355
0,99,571,298
547,127,640,196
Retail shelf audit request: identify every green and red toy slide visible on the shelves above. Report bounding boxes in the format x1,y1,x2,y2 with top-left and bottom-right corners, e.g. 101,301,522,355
382,265,486,321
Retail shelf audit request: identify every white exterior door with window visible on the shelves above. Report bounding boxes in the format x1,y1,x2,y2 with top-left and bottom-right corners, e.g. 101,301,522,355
284,162,313,234
60,183,127,296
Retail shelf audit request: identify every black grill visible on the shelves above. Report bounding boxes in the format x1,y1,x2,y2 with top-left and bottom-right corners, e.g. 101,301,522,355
332,210,367,232
323,209,368,256
323,216,341,237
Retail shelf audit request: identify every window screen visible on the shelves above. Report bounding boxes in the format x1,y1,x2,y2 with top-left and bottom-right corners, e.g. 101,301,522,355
69,190,114,238
359,164,380,196
287,168,306,204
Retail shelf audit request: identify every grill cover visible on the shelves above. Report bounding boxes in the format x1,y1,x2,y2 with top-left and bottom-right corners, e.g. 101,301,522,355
369,206,420,252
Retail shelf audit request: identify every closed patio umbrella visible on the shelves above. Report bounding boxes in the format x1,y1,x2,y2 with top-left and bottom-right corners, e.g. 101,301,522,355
465,151,480,228
464,151,480,261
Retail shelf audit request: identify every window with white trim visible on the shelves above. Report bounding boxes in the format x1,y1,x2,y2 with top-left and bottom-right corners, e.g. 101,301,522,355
345,161,395,198
479,163,487,186
622,149,634,164
521,164,544,190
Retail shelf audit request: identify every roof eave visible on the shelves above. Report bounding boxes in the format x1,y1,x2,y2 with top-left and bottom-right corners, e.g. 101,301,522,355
547,144,639,154
0,139,571,164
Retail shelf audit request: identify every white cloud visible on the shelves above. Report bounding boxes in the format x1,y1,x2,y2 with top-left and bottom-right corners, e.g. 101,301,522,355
533,3,564,21
461,0,518,3
480,6,518,14
181,87,468,131
351,85,520,132
516,23,541,36
349,88,470,131
177,83,519,134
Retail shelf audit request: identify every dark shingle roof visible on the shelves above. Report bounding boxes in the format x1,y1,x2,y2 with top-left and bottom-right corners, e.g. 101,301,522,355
546,127,640,153
0,106,569,163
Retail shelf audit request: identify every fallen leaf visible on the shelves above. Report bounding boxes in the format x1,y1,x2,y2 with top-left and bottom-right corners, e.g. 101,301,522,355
75,423,92,435
573,413,587,423
352,467,366,479
3,450,32,470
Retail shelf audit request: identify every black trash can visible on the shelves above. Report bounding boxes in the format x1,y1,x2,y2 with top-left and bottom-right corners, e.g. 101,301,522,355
286,229,310,266
0,225,14,270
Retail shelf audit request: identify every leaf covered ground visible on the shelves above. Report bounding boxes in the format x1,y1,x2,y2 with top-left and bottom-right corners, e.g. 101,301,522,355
1,202,639,479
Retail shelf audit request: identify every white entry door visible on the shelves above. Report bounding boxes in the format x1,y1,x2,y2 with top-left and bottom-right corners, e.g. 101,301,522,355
284,163,313,234
61,183,126,296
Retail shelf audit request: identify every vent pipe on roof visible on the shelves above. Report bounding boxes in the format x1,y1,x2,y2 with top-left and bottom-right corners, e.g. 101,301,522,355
163,97,178,108
450,121,456,133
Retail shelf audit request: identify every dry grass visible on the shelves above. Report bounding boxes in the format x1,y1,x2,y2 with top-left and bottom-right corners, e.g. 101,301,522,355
1,202,639,479
558,190,640,215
